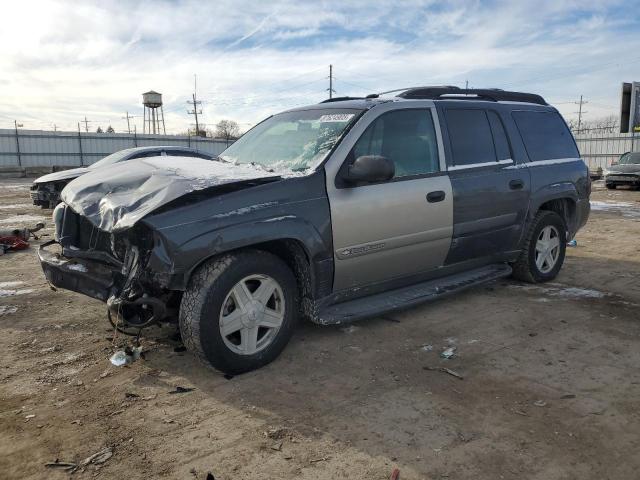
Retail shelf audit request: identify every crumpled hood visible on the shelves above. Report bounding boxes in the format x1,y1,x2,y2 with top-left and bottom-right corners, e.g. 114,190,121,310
608,164,640,174
61,157,280,233
34,167,90,184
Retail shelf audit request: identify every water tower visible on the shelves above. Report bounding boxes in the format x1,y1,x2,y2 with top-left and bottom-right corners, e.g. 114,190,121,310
142,90,166,134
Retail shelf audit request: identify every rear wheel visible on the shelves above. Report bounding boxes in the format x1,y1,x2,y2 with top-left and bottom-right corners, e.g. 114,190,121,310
179,250,298,374
512,210,566,283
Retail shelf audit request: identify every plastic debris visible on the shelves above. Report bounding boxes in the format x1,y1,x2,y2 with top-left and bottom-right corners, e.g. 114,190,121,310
390,468,400,480
109,346,142,366
168,386,195,394
440,347,456,359
533,400,547,407
421,344,434,352
567,239,577,247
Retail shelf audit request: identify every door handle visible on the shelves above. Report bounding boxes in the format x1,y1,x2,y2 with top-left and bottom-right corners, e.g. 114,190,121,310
509,179,524,190
426,191,446,203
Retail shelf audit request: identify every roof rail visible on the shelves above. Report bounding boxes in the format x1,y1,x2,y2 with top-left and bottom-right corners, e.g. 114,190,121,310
320,96,365,103
397,86,547,105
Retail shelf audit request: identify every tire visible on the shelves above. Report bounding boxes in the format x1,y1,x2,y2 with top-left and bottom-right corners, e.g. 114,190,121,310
606,184,616,189
179,250,298,375
511,210,567,283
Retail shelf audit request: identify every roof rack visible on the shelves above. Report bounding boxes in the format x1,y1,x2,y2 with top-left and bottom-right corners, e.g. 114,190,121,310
397,86,547,105
320,96,365,103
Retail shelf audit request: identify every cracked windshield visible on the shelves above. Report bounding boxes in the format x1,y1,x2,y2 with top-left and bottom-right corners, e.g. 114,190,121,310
219,109,361,172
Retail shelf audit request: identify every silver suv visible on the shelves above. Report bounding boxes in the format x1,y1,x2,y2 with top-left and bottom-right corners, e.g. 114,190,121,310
39,86,591,374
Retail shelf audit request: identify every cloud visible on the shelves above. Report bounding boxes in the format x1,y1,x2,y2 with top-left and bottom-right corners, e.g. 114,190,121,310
0,0,637,133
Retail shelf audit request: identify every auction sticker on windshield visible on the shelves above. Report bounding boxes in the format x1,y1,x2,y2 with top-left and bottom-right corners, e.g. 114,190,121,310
319,114,355,122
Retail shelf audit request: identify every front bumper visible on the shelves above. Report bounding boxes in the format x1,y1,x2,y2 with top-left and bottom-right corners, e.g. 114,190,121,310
39,240,120,302
605,174,640,186
30,185,60,207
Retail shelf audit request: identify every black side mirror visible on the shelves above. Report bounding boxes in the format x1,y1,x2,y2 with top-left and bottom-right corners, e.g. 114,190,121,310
343,155,395,184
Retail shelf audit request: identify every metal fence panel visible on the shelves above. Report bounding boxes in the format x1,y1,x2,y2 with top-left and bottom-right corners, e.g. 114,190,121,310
0,129,230,167
573,131,638,171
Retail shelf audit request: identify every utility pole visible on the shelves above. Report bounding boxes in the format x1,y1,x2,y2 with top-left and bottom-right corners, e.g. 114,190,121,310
14,120,22,167
574,95,588,132
77,122,84,166
327,64,336,99
187,93,202,136
81,116,91,133
122,111,135,134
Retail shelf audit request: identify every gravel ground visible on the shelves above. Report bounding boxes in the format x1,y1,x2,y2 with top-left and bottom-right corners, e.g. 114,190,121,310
1,178,639,480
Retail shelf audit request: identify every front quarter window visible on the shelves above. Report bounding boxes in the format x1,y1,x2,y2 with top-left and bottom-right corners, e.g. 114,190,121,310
219,108,362,172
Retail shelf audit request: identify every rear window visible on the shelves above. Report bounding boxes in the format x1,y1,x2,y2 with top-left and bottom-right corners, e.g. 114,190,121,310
512,111,579,161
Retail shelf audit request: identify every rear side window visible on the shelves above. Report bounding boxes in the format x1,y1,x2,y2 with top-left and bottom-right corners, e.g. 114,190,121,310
166,150,210,158
512,111,579,161
445,109,496,166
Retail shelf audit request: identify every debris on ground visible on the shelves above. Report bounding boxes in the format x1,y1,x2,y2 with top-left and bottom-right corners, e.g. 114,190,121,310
45,446,113,473
440,346,456,359
109,345,143,366
270,441,283,451
567,239,578,247
80,446,113,466
423,366,464,380
206,473,216,480
390,467,400,480
561,394,576,399
309,456,329,463
533,400,547,407
421,344,433,352
45,460,78,471
168,386,195,394
264,426,290,440
0,223,46,254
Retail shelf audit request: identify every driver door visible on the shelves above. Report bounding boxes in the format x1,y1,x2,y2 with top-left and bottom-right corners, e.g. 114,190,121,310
327,108,453,291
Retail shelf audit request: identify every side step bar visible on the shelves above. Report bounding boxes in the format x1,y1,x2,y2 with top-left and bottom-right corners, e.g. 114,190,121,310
318,263,512,325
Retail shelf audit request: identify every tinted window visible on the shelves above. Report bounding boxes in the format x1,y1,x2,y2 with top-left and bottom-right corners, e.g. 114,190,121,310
487,111,511,160
445,109,496,166
129,151,162,159
512,111,579,161
350,109,439,178
166,150,211,158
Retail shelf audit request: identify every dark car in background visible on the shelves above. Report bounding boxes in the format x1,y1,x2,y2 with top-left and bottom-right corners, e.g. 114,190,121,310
30,146,215,208
604,151,640,189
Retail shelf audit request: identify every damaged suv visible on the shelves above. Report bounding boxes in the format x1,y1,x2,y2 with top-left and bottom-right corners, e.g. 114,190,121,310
39,87,590,374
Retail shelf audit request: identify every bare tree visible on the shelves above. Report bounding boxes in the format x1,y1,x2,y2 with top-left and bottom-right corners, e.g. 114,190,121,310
215,120,240,145
106,125,115,133
96,126,104,133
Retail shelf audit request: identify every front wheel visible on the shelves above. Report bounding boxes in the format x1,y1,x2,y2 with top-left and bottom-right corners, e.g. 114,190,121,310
179,250,298,375
512,210,567,283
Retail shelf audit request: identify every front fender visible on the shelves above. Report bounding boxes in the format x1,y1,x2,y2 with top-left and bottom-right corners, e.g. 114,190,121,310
148,216,331,290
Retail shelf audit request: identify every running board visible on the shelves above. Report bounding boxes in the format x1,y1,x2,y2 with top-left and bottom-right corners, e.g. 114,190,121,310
318,263,512,325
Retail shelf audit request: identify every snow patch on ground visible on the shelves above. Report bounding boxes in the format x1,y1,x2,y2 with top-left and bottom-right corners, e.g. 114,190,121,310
0,214,47,224
0,288,34,297
2,204,33,209
0,281,24,288
590,200,640,220
510,283,607,300
0,305,17,316
0,183,30,190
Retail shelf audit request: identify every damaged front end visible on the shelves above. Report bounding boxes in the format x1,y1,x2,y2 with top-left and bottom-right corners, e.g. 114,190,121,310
40,204,175,330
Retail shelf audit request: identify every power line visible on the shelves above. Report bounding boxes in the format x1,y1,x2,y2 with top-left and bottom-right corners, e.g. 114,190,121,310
81,116,91,132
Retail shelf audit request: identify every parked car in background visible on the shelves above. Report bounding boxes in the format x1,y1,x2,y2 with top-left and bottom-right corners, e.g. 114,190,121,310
604,151,640,189
30,146,215,208
39,86,590,374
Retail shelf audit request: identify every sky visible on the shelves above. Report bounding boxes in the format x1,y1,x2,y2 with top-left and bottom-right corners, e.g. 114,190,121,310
1,0,639,134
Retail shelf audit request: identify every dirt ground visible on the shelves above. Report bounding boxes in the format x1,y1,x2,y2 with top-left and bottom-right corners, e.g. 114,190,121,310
1,178,639,480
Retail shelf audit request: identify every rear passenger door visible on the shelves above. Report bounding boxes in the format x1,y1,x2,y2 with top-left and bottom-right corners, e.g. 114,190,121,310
439,106,531,264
